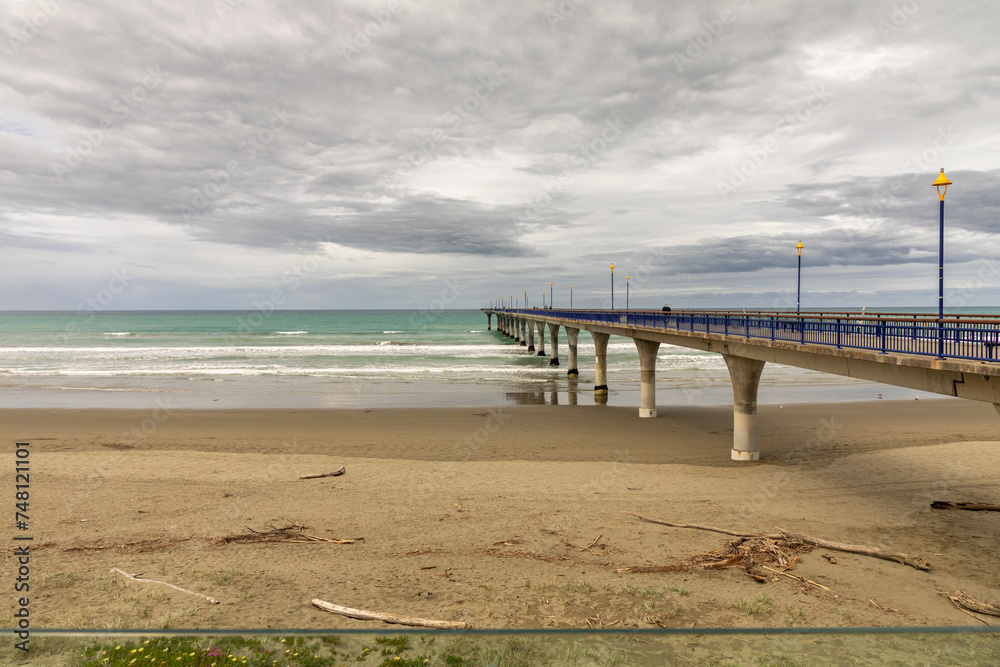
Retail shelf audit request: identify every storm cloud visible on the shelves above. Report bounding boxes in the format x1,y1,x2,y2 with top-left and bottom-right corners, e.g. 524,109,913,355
2,0,998,309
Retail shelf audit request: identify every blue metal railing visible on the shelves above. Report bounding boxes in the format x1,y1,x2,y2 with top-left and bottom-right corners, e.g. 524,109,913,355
485,309,1000,363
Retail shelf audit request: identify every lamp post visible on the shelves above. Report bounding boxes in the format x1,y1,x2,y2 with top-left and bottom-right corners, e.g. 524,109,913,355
570,285,573,309
550,282,554,308
796,241,804,314
933,168,952,358
543,290,546,308
524,289,527,309
610,263,615,309
626,275,630,310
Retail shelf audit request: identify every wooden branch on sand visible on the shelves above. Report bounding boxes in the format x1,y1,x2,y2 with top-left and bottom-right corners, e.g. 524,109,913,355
110,567,219,604
931,500,1000,512
300,466,346,480
624,512,931,571
942,590,1000,618
623,512,766,538
311,599,470,629
760,565,831,591
776,530,930,571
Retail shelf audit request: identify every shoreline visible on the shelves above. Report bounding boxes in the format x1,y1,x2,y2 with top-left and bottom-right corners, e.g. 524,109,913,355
0,378,947,410
5,400,1000,631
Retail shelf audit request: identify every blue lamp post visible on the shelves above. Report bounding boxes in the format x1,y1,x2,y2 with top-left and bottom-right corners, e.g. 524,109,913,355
796,241,804,313
550,282,554,308
570,285,573,309
626,275,630,310
933,168,952,358
524,289,527,309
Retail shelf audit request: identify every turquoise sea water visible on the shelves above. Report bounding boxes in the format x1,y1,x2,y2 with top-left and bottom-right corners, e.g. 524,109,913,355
0,309,958,409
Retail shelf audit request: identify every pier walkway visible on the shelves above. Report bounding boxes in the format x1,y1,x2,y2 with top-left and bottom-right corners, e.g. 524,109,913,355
483,308,1000,461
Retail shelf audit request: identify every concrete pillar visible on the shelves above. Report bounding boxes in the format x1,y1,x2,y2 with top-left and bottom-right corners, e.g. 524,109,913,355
565,327,579,376
487,313,492,330
513,317,520,343
723,354,766,462
634,338,661,418
547,323,560,366
592,331,610,395
536,321,547,356
527,321,535,351
520,319,527,346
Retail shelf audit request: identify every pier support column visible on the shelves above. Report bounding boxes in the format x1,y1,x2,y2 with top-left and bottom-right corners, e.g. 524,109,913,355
565,327,579,376
527,321,535,351
513,318,520,343
536,321,547,356
520,319,527,346
547,323,560,366
487,313,492,330
634,339,661,418
723,354,766,461
592,331,610,395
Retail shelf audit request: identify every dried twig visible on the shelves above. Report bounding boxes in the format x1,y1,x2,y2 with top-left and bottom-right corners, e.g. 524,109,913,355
868,599,900,613
214,523,361,545
931,501,1000,512
624,512,768,538
312,599,470,629
945,590,1000,618
777,530,930,571
64,537,190,554
761,565,830,591
110,568,219,604
299,466,346,480
939,592,993,625
623,512,931,571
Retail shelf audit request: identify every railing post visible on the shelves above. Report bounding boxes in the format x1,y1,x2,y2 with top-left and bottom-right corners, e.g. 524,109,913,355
770,316,775,341
800,316,805,345
836,318,841,349
724,316,729,336
879,319,886,354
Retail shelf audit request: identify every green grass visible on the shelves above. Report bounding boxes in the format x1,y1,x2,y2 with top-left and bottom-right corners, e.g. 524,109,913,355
7,630,998,667
727,594,773,616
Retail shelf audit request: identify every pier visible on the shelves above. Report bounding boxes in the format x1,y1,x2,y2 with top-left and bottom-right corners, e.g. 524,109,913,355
484,308,1000,461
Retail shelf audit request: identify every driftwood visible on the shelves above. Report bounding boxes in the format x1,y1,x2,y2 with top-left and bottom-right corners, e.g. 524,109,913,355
777,530,930,571
64,537,190,554
311,599,470,629
625,512,931,571
944,590,1000,618
300,466,346,480
213,522,362,545
931,500,1000,512
761,565,830,591
110,567,219,604
623,513,762,537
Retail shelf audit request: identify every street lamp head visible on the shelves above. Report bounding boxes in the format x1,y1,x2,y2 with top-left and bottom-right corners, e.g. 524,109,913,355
796,240,804,256
626,275,629,282
610,263,614,270
932,168,952,201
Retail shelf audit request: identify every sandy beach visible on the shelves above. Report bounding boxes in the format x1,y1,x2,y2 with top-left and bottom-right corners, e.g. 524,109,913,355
5,399,1000,631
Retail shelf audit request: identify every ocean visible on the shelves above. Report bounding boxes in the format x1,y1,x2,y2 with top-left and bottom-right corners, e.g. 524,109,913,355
0,309,949,409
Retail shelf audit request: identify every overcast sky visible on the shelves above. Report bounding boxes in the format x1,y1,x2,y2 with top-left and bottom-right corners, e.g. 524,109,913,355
2,0,999,310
